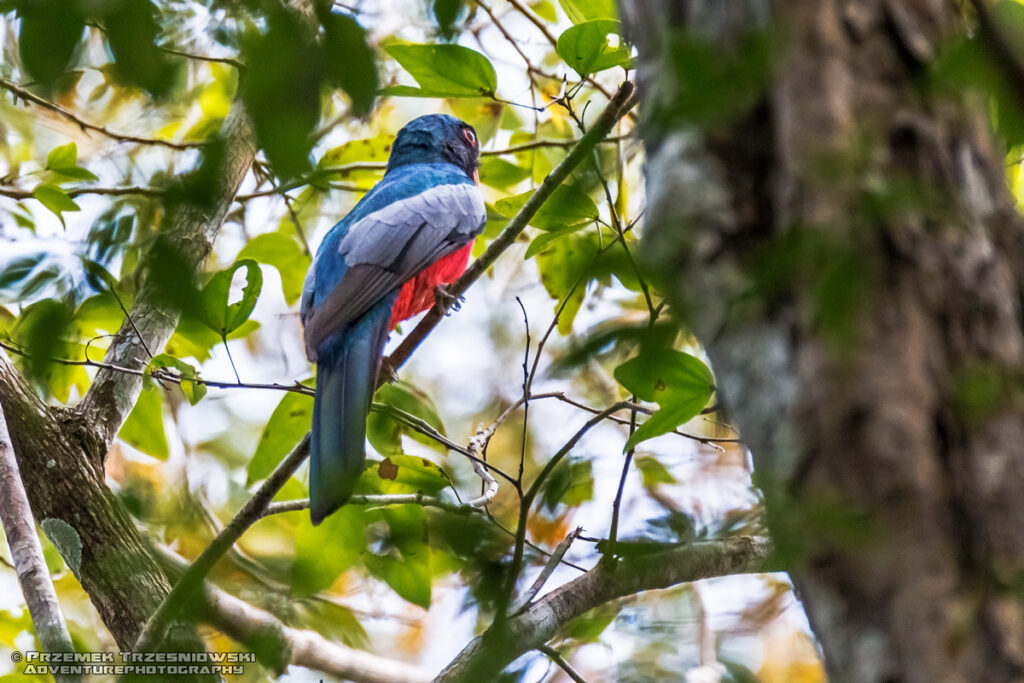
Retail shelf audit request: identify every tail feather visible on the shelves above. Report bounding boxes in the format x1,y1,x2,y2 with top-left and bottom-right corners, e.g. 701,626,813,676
309,305,392,525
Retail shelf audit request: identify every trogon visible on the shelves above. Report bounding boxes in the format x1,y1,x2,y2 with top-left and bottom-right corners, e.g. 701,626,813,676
300,114,485,525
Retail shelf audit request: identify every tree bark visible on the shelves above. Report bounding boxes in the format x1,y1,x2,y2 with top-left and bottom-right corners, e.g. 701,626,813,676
624,0,1024,681
0,398,79,683
434,537,770,682
0,87,254,672
0,354,215,674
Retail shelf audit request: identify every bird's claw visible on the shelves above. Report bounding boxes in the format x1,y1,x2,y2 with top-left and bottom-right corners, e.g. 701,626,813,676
434,285,465,314
379,357,399,384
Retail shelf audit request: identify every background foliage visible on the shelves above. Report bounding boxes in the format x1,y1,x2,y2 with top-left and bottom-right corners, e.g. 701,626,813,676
0,0,822,680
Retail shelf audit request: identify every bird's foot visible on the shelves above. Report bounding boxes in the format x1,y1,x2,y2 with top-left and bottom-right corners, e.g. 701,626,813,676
379,357,399,384
434,285,465,314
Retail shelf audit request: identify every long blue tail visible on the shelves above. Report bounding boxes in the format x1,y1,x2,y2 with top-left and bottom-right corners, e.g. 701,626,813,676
310,305,391,525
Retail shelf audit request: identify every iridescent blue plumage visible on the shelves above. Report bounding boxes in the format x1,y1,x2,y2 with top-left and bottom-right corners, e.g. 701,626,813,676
301,115,485,524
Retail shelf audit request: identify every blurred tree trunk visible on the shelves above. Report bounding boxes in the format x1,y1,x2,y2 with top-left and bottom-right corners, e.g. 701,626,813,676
623,0,1024,680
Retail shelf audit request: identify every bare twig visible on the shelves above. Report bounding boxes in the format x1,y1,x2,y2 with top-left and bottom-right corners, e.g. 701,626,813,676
501,402,633,618
0,78,204,150
537,644,587,683
511,526,582,614
0,398,79,682
157,46,244,69
263,492,483,517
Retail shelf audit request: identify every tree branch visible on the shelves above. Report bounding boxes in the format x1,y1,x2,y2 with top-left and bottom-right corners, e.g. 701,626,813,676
0,351,212,662
155,546,431,683
434,536,771,682
77,106,257,449
0,398,79,683
262,493,484,517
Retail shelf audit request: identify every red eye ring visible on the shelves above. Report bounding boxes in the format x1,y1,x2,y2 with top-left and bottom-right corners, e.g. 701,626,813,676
462,127,477,146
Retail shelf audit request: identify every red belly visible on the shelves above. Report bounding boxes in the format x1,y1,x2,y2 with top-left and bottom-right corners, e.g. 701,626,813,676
388,241,475,328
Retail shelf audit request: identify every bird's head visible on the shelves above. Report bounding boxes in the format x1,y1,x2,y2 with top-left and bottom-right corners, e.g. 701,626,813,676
386,114,480,182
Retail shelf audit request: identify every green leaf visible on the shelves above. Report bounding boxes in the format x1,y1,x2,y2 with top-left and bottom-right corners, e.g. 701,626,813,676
532,0,557,22
11,299,75,396
524,223,592,259
496,184,598,231
40,519,82,579
197,260,263,336
17,0,84,92
559,602,621,642
535,231,601,334
445,98,505,144
614,349,714,403
432,0,465,39
364,549,431,608
98,0,178,97
241,7,323,177
556,20,632,77
46,142,77,171
166,318,260,362
478,157,531,189
557,0,617,23
149,354,207,405
383,43,496,98
614,349,715,450
635,455,677,487
118,378,169,459
368,455,450,495
248,385,314,485
367,381,447,455
624,403,697,451
363,507,432,607
238,233,311,305
45,142,99,181
293,505,367,596
541,457,593,511
321,12,378,116
32,184,80,226
319,135,393,166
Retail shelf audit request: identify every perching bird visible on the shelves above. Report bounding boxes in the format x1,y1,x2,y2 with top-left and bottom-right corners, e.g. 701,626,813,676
300,114,485,525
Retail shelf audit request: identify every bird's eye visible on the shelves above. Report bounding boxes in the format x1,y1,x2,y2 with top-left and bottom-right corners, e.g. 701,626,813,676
462,128,477,146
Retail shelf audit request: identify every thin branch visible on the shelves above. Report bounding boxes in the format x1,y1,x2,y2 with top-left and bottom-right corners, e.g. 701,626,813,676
608,408,637,554
157,46,244,69
0,399,79,683
504,0,633,118
0,185,166,200
133,434,311,653
511,526,582,615
263,492,484,517
0,78,204,150
386,82,637,371
515,296,531,486
502,402,633,618
537,645,587,683
0,340,315,395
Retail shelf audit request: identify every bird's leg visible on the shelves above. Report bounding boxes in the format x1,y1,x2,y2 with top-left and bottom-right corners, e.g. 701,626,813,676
434,284,465,313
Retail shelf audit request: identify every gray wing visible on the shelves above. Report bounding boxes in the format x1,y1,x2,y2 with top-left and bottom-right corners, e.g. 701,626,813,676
303,183,485,357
